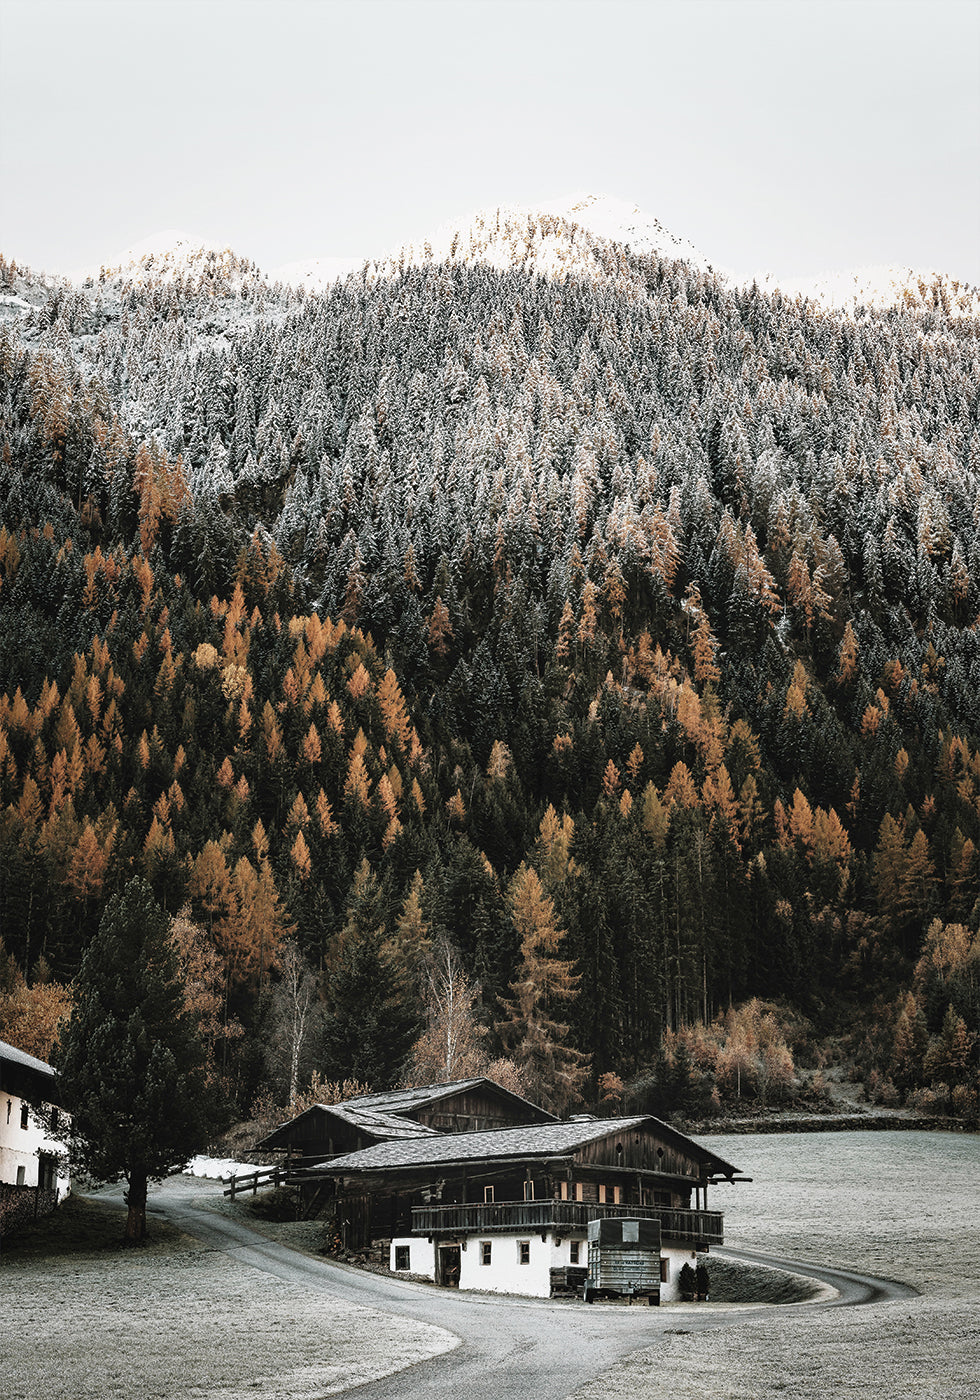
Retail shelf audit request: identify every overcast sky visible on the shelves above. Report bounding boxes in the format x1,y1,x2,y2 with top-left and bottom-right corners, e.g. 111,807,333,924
2,0,978,283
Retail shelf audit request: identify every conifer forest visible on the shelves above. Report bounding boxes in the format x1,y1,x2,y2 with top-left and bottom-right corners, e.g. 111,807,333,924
1,208,978,1125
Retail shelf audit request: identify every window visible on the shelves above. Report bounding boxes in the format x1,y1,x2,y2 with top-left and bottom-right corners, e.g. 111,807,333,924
660,1258,669,1283
518,1240,530,1265
394,1246,411,1271
598,1184,606,1204
574,1182,583,1202
16,1165,26,1186
523,1179,535,1201
20,1102,29,1129
613,1186,622,1205
50,1106,59,1132
559,1180,568,1201
480,1241,492,1265
569,1241,580,1264
5,1099,10,1124
484,1185,495,1203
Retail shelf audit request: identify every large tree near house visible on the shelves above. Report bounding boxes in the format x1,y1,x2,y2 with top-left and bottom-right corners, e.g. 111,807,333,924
54,877,211,1241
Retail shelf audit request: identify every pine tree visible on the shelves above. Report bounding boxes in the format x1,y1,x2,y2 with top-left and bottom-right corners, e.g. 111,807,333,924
54,877,211,1240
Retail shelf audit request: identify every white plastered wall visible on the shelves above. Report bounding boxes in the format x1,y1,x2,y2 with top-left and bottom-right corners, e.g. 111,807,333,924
0,1093,70,1196
659,1243,699,1302
389,1235,435,1280
460,1231,553,1296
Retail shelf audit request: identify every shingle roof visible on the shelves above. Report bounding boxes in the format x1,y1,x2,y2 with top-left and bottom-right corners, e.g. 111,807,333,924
318,1116,652,1171
318,1115,740,1179
324,1103,442,1139
337,1077,555,1122
256,1076,557,1151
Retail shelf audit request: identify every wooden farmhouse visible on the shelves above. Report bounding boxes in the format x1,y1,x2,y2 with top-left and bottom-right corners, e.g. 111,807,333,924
0,1038,71,1237
258,1078,743,1301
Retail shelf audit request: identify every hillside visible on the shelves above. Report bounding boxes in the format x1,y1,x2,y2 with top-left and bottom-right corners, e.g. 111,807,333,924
0,198,977,1120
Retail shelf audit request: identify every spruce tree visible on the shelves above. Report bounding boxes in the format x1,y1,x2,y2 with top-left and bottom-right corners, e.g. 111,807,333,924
54,877,211,1241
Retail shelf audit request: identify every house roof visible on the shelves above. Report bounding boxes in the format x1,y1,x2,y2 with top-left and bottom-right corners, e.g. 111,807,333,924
336,1077,556,1122
256,1076,555,1151
316,1115,740,1180
0,1037,61,1104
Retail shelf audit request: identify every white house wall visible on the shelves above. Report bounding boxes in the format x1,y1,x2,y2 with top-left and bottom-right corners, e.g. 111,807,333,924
460,1231,553,1296
389,1236,435,1280
0,1092,70,1195
660,1244,699,1302
391,1232,707,1302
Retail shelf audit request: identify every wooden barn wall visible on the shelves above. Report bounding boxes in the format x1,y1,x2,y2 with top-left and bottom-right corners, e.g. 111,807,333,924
413,1089,547,1132
572,1129,706,1180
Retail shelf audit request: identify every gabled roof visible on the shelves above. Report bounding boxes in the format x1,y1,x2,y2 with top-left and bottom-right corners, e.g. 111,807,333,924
316,1115,739,1180
255,1100,441,1151
256,1076,556,1151
336,1077,557,1123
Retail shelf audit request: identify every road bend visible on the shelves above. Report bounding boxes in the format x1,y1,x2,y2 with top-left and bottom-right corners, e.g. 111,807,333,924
146,1180,918,1400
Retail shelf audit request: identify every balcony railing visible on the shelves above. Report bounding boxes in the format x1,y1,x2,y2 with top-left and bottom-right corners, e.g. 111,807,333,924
411,1200,723,1245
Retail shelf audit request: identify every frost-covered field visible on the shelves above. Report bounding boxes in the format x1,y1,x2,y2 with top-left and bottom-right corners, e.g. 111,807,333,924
0,1203,455,1400
576,1129,980,1400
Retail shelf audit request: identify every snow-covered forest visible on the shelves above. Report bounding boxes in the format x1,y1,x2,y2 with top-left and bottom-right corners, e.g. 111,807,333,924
1,202,977,1122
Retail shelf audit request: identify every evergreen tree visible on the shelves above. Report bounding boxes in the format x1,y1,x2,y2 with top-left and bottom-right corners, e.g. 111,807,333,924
54,876,211,1240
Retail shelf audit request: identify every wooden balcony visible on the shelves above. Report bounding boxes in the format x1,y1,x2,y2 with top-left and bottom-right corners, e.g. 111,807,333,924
411,1200,723,1246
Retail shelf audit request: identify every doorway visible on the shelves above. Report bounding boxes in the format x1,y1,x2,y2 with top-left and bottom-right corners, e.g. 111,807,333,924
438,1244,461,1288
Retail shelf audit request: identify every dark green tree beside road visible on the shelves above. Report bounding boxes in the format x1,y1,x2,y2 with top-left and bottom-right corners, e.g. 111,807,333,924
54,877,213,1241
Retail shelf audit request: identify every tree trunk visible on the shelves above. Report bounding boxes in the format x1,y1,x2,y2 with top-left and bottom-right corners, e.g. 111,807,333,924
125,1173,148,1242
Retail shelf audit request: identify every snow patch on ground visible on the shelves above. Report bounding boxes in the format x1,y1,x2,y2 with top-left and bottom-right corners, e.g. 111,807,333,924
184,1154,275,1180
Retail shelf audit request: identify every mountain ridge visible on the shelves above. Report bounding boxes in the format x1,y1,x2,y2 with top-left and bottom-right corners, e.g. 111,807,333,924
41,193,980,316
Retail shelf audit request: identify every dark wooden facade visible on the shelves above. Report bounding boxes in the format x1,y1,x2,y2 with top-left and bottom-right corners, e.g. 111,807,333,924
322,1118,740,1250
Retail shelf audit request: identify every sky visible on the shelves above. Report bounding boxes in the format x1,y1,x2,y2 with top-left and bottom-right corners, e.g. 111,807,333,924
1,0,978,284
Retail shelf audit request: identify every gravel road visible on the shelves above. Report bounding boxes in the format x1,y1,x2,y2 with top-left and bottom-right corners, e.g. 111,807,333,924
5,1130,974,1400
144,1177,915,1400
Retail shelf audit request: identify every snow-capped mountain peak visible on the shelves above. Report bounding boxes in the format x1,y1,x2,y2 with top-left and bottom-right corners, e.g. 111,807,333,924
71,229,248,286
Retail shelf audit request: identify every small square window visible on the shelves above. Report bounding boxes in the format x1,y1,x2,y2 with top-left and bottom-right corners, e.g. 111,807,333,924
481,1240,492,1265
518,1240,530,1265
394,1246,410,1271
569,1241,580,1264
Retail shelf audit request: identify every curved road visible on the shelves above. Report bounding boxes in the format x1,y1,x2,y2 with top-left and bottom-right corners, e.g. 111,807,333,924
148,1182,917,1400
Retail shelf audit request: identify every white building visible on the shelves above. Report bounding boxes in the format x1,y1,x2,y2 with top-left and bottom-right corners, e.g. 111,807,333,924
0,1038,70,1235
